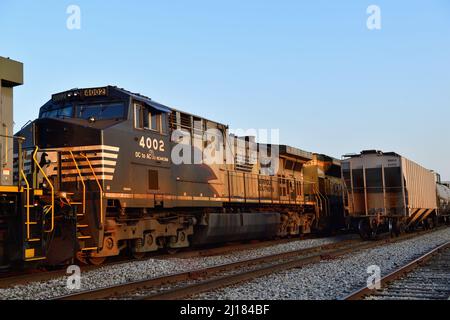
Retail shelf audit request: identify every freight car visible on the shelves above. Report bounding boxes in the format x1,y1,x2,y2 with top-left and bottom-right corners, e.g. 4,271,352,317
1,85,344,267
436,179,450,219
342,150,449,239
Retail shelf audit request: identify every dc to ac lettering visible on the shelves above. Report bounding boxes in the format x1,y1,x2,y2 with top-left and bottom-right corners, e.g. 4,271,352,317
180,304,270,318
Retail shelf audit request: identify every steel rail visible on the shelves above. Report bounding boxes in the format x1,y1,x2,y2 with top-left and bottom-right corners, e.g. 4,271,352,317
141,241,377,300
140,230,443,300
55,239,361,300
0,236,321,289
343,240,450,300
55,228,444,300
1,228,444,294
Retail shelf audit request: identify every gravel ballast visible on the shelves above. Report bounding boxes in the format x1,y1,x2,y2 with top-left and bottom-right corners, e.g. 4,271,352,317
195,228,450,300
0,235,354,300
1,228,449,300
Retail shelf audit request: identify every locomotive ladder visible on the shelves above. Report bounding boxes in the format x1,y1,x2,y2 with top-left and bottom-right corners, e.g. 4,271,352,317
69,151,91,246
19,146,57,262
20,169,46,262
32,147,55,233
68,151,103,253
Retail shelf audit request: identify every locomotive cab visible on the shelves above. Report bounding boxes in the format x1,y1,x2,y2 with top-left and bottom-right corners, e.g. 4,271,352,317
39,88,128,126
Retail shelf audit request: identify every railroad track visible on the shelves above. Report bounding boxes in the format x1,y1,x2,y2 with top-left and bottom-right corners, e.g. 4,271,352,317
0,236,318,289
157,236,315,259
56,239,361,300
55,229,439,300
1,227,445,299
344,241,450,300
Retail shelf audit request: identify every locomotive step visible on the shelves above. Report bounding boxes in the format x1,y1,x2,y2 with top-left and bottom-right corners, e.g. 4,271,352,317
26,238,41,242
25,222,37,225
81,247,98,252
77,224,89,228
77,235,92,240
70,202,83,205
24,257,46,262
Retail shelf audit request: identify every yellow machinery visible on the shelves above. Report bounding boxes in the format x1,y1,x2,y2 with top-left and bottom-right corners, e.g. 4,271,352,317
0,56,23,188
0,56,47,267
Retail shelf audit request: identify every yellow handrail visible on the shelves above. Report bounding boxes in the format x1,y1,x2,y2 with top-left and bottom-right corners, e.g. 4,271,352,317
32,147,54,233
20,169,31,239
312,184,323,218
69,151,86,214
80,153,104,227
5,127,7,164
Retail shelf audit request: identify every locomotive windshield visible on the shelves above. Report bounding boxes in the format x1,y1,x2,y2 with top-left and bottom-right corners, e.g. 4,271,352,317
40,104,73,119
76,102,125,121
40,102,126,121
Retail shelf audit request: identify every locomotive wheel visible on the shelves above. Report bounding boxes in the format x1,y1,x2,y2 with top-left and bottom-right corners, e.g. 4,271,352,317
389,219,400,238
358,219,371,240
428,218,435,229
388,219,395,238
76,252,89,265
370,226,378,239
132,252,146,260
395,225,401,237
88,257,106,265
166,248,179,255
399,222,407,234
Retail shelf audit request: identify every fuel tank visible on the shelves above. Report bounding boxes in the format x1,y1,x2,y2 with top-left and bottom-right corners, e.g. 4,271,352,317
192,212,280,245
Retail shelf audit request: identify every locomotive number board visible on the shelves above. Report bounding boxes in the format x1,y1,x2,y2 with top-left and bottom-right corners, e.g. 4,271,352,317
52,87,109,102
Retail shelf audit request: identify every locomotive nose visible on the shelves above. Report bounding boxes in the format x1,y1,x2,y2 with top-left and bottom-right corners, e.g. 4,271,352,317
18,118,102,149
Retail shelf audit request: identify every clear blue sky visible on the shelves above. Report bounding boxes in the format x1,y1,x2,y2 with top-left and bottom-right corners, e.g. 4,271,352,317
1,0,449,179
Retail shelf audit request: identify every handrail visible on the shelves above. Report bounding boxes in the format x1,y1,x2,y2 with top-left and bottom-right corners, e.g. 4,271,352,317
20,169,31,240
80,153,104,227
312,185,323,219
5,127,8,164
316,188,329,216
69,151,86,214
21,120,32,130
0,131,25,165
32,147,54,233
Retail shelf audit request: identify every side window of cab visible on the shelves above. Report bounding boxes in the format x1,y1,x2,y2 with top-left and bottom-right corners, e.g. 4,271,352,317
134,103,168,135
